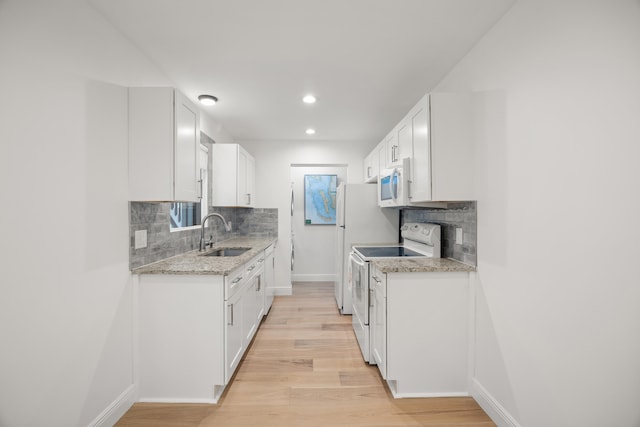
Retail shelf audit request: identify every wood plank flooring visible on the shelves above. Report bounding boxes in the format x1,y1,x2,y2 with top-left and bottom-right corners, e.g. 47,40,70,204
116,282,495,426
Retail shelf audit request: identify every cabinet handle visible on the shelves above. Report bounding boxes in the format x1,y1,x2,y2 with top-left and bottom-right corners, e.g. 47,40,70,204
367,166,372,178
232,276,243,284
228,303,234,326
247,193,251,205
198,168,205,199
247,265,255,272
258,258,264,263
257,276,261,292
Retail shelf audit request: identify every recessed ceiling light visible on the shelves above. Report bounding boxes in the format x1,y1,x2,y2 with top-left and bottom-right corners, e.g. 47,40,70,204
305,128,316,135
198,94,218,106
302,95,316,104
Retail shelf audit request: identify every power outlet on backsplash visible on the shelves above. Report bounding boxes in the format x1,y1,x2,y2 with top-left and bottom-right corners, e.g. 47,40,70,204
134,230,147,249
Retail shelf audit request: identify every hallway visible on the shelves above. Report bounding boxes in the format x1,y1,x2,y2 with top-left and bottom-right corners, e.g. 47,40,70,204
117,282,495,426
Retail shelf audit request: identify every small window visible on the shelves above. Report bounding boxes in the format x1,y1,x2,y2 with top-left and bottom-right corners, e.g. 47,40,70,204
170,144,209,230
170,202,201,228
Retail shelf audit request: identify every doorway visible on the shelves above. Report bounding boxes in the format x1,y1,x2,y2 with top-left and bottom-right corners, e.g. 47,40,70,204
290,164,347,282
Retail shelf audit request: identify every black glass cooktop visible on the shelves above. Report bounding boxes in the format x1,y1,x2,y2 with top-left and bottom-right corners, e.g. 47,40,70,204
354,246,424,258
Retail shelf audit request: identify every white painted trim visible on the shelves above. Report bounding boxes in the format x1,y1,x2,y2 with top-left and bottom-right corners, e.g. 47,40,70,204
272,287,293,296
471,379,522,427
87,384,136,427
468,272,477,390
291,274,335,282
131,274,140,402
391,390,469,398
138,397,218,404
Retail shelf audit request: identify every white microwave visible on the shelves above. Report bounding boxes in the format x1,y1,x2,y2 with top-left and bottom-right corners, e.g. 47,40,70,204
378,157,411,207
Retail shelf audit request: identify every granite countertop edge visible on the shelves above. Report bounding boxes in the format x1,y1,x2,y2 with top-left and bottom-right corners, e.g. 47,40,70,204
131,237,278,276
371,257,476,273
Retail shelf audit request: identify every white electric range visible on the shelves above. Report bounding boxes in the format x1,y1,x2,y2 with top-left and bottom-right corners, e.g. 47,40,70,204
349,222,441,363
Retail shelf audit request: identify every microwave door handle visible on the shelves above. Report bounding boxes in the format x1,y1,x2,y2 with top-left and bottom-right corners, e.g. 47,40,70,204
391,168,399,202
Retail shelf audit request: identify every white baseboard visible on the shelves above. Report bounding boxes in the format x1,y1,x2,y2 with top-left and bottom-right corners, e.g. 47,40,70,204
471,379,521,427
88,384,136,427
138,397,218,404
273,287,293,296
291,274,335,282
392,391,469,398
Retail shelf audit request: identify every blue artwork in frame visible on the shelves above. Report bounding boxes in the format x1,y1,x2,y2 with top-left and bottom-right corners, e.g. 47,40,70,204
303,175,337,225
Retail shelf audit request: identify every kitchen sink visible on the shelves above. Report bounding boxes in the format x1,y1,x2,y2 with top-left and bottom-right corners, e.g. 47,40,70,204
201,247,251,257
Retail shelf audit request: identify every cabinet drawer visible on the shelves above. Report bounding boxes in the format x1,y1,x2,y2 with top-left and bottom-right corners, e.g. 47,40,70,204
225,266,246,300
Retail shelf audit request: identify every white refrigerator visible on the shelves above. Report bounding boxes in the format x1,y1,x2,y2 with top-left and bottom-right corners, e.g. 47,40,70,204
334,183,399,314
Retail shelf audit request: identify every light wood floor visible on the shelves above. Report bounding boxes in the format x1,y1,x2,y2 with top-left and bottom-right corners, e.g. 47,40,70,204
116,282,495,426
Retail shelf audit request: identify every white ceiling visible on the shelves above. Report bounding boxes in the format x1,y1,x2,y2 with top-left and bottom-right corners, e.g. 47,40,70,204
89,0,514,144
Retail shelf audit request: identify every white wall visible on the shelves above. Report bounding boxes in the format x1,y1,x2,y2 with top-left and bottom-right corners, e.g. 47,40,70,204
435,1,640,426
291,166,347,282
200,113,235,144
0,1,171,426
239,139,371,293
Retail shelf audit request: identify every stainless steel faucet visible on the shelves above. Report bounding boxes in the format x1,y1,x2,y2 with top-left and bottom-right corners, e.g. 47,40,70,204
200,213,232,251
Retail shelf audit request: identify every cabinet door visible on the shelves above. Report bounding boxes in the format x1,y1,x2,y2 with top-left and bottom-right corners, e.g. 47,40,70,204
264,250,275,312
363,152,372,182
385,132,397,167
174,91,200,201
242,275,258,346
396,121,412,163
237,147,255,207
371,272,387,379
246,153,255,207
255,271,265,321
225,288,244,383
377,142,387,174
408,102,432,202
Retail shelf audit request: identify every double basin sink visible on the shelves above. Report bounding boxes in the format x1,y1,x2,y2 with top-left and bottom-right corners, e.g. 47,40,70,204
201,247,250,257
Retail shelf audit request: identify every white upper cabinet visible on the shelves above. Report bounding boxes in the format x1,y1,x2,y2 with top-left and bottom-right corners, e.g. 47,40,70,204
129,87,200,202
377,142,387,177
410,93,474,202
386,120,412,168
211,144,256,207
363,149,378,183
363,92,474,202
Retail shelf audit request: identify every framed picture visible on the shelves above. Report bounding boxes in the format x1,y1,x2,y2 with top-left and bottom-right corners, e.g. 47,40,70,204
304,174,337,225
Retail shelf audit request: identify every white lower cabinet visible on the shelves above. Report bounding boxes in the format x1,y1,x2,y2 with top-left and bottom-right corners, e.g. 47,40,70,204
225,282,244,383
370,265,470,398
137,249,270,403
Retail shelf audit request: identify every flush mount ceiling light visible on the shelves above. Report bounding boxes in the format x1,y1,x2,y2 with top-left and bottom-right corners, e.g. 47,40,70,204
198,94,218,106
305,128,316,135
302,94,317,104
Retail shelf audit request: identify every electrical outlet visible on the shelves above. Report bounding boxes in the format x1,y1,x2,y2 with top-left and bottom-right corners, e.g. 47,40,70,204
455,228,463,245
135,229,147,249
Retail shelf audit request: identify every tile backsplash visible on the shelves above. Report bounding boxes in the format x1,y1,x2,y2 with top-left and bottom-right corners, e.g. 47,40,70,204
129,203,277,269
401,201,477,266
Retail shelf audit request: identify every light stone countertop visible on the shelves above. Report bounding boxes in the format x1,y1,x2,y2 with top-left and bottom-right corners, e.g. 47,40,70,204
371,257,475,273
131,237,277,276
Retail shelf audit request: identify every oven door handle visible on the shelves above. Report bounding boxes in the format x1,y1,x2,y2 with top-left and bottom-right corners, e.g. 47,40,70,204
350,252,366,268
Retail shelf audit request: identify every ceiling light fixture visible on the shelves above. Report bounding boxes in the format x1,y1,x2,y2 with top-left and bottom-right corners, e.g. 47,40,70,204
198,94,218,106
302,94,316,104
305,128,316,135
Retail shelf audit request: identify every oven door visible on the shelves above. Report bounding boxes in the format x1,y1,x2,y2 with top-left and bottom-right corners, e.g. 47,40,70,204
350,250,372,362
350,251,368,324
